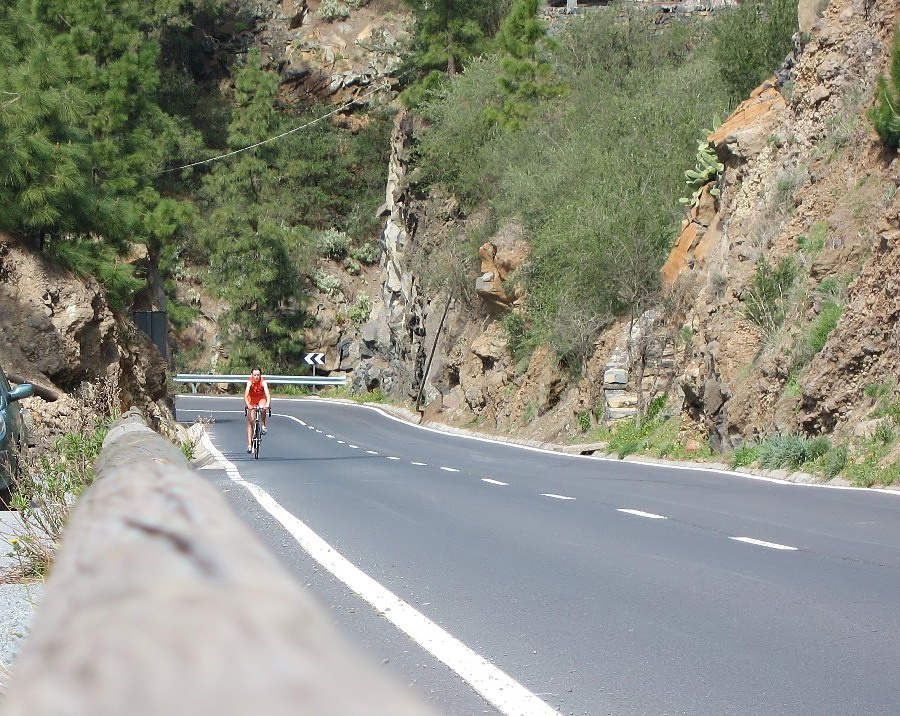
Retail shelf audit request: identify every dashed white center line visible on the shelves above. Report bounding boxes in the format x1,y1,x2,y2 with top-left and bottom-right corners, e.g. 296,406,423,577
482,478,508,486
337,440,345,444
440,467,460,472
412,462,427,466
349,445,359,449
386,456,399,460
366,450,378,455
542,493,575,501
618,509,667,520
731,537,798,551
326,434,335,439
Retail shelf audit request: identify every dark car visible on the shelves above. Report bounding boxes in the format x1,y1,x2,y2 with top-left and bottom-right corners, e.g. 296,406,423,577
0,366,34,504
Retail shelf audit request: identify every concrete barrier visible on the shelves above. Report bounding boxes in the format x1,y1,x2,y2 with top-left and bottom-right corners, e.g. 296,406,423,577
2,410,433,715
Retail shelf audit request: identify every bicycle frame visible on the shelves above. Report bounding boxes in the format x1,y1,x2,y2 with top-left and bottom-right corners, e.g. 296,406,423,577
247,405,270,460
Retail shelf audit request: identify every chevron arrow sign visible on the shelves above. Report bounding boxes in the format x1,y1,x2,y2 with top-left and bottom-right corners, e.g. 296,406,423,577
304,352,325,366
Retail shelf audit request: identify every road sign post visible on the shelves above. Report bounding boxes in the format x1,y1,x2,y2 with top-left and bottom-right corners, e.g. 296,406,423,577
304,352,326,379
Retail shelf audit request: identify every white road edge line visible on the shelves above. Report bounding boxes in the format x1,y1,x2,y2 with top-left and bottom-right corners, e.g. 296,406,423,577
617,509,667,520
201,431,558,716
482,479,508,486
730,537,798,551
541,494,575,501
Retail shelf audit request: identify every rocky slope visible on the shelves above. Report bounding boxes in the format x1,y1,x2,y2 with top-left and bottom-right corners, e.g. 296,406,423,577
0,235,172,445
7,0,898,468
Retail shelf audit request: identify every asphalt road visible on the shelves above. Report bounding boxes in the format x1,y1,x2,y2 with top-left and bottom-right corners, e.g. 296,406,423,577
176,395,900,716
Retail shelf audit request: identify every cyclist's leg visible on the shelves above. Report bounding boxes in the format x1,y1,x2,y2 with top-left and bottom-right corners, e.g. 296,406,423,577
246,403,254,452
259,398,269,432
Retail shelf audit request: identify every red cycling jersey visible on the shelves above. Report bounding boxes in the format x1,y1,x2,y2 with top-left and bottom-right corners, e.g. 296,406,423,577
246,377,268,405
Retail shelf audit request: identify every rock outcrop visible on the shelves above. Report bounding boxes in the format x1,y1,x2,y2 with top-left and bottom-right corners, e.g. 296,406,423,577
0,235,172,445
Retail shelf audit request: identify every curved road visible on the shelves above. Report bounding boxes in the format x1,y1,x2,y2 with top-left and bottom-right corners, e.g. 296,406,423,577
176,395,900,715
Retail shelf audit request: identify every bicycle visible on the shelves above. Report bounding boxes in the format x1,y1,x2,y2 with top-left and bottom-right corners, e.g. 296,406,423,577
245,405,271,460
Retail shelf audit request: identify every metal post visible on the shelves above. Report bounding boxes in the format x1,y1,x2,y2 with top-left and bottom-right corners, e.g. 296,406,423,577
415,297,452,415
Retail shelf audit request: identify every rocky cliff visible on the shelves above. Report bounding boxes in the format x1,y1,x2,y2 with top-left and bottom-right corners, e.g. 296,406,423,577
7,0,898,464
666,0,897,447
0,235,172,444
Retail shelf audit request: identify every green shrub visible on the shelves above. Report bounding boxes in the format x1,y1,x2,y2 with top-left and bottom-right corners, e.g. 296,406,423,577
317,228,351,259
318,0,350,22
313,269,341,295
822,445,848,479
868,27,900,148
742,257,797,335
712,0,798,102
679,131,723,208
348,292,372,326
350,241,381,265
806,300,842,354
729,441,759,468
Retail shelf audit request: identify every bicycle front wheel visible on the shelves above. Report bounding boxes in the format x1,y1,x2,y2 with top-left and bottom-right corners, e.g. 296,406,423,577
253,420,261,459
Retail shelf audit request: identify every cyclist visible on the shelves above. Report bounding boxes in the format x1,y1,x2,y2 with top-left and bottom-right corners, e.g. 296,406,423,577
244,367,271,453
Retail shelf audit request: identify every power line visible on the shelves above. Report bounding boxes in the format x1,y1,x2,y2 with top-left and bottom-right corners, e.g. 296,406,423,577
156,79,395,176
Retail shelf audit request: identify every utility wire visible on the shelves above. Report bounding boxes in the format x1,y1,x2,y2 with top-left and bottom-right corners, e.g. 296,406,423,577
156,78,395,176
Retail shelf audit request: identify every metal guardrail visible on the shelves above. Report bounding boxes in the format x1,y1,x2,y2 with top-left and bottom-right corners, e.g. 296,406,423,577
174,373,348,393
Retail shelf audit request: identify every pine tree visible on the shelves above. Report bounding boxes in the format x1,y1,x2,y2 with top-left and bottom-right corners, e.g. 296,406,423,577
490,0,563,130
401,0,507,106
868,27,900,149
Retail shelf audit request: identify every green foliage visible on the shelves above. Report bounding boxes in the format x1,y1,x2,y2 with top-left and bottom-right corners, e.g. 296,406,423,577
742,257,797,335
193,50,391,371
313,269,342,295
489,0,564,130
796,221,828,253
679,129,724,208
414,57,506,205
8,379,115,577
318,0,350,22
401,0,510,106
350,241,381,265
806,300,842,354
45,236,144,310
868,26,900,148
729,441,760,468
317,228,352,259
347,292,372,326
822,445,848,479
712,0,798,103
757,433,831,471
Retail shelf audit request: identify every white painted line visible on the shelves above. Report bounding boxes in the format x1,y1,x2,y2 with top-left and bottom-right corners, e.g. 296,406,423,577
337,440,346,444
366,450,378,455
349,445,359,449
541,494,575,501
326,435,335,439
730,537,798,551
201,432,558,716
386,456,400,461
412,462,427,466
440,467,460,472
618,509,667,520
482,479,508,486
